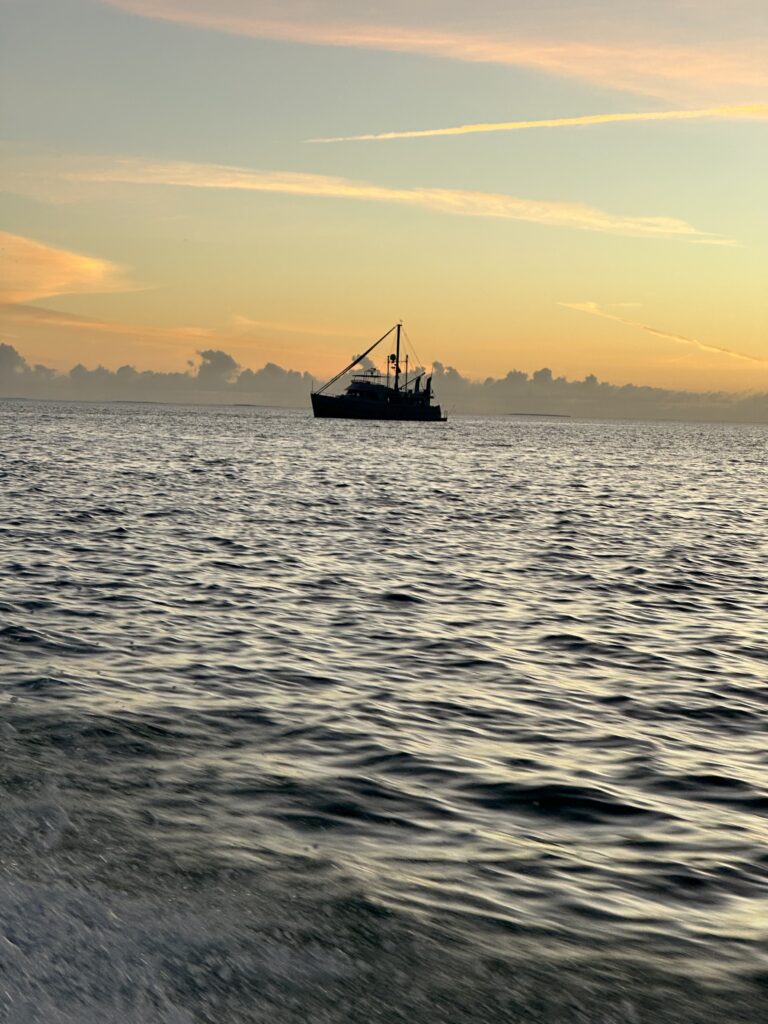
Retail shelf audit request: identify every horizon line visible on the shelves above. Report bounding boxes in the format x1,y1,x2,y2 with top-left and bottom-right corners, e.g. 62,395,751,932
2,338,767,398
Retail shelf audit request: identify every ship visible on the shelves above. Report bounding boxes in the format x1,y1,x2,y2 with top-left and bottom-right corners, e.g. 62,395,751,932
311,323,446,421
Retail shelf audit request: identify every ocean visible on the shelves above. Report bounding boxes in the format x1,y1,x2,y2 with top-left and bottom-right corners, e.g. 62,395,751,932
1,399,766,1023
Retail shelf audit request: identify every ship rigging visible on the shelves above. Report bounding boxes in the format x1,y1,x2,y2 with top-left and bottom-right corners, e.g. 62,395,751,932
310,323,446,422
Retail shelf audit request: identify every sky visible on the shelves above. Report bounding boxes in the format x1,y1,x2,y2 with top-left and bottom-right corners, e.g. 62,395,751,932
0,0,766,394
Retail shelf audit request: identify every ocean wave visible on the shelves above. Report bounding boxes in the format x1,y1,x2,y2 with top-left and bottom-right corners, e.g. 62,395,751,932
2,401,768,1020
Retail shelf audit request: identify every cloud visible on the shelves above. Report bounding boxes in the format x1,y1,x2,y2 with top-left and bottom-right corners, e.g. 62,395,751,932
310,103,768,143
230,315,366,339
0,231,129,303
0,341,314,406
72,159,727,241
561,302,768,364
0,301,215,346
3,340,768,422
689,239,743,248
0,302,360,376
100,1,768,101
195,348,240,387
0,302,366,366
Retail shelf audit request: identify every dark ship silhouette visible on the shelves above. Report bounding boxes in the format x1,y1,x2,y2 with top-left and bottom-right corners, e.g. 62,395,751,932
311,323,446,421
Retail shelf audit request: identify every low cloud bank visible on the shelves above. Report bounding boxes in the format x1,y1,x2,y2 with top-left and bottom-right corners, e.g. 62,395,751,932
431,364,768,422
2,343,768,422
0,344,314,408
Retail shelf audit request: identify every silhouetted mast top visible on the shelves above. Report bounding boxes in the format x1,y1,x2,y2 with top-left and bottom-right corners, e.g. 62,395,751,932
394,322,401,393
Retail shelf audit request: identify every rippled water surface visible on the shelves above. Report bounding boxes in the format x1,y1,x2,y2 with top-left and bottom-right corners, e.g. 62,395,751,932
1,399,767,1023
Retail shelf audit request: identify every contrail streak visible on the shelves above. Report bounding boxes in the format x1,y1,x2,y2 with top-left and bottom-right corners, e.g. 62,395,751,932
73,160,730,241
99,3,768,103
310,103,768,143
561,302,768,365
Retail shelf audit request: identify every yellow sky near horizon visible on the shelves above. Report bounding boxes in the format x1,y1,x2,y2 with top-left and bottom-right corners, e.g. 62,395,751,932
0,212,764,391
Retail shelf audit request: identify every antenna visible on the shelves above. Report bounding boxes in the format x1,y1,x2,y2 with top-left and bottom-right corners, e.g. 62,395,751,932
394,322,401,392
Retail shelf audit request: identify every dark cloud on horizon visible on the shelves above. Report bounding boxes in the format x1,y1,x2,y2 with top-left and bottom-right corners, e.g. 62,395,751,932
0,343,315,408
2,342,768,423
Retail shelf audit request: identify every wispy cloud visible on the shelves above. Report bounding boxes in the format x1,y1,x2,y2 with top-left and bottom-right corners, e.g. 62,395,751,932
0,303,354,375
100,1,768,101
0,301,215,344
311,103,768,143
231,315,366,339
0,231,130,303
72,159,728,241
689,238,743,248
561,301,767,364
0,303,356,368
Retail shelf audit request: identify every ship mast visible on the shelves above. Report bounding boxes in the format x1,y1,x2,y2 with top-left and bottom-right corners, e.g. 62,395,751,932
394,321,401,392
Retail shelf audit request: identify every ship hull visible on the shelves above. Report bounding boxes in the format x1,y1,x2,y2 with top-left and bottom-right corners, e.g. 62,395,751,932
311,393,445,421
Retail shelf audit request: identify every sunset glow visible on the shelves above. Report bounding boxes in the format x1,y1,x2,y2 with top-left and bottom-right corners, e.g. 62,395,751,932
1,0,766,394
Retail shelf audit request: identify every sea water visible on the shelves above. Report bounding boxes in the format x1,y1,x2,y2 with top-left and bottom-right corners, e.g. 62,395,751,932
1,399,766,1023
